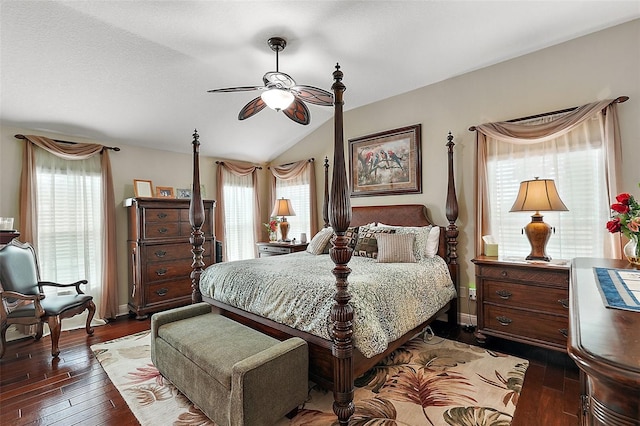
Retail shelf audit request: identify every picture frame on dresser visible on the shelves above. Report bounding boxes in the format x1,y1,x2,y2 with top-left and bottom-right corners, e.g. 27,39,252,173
156,186,175,198
133,179,153,198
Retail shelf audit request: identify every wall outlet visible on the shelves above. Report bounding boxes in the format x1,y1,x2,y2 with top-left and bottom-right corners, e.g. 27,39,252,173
468,288,477,301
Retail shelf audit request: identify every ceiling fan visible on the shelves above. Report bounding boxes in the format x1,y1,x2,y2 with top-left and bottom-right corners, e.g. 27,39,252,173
207,37,333,125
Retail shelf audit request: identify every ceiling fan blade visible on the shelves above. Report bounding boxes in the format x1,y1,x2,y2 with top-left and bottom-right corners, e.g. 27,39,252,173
290,85,334,106
283,98,310,125
207,86,263,93
238,96,267,120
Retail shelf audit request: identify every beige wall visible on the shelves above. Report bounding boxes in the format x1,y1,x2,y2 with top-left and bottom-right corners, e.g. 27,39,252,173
1,19,638,319
274,19,640,315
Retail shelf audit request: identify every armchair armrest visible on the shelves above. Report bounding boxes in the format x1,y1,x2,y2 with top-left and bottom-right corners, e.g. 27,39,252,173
0,290,46,318
39,280,88,294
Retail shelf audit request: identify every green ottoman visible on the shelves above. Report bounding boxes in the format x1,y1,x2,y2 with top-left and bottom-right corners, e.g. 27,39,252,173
151,303,308,426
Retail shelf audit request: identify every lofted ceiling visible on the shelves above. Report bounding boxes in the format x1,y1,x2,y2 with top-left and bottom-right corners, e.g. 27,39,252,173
1,1,638,163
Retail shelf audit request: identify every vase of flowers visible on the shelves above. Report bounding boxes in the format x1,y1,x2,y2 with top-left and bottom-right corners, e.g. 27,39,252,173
264,217,280,242
606,188,640,265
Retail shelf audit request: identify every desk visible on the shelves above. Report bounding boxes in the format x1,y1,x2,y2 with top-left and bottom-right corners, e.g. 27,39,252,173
568,258,640,425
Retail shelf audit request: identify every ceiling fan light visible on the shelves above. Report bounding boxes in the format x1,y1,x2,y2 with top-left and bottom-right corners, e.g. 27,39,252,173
261,89,294,111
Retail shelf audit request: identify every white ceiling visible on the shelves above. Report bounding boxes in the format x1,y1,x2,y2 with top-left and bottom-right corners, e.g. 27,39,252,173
1,1,638,163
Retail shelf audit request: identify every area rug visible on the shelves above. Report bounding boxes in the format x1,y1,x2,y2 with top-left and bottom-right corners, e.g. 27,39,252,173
91,331,528,425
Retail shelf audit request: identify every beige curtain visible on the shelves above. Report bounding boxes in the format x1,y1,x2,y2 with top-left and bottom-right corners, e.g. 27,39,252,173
19,135,119,319
215,161,261,260
269,159,319,237
474,99,623,258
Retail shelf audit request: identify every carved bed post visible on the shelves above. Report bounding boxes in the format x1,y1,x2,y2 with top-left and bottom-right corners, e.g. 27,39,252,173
328,64,354,425
189,130,205,303
323,156,330,228
445,132,459,326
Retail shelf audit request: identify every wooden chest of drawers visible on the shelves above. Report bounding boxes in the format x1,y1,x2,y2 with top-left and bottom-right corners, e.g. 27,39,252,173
256,242,308,257
126,197,215,319
472,256,570,352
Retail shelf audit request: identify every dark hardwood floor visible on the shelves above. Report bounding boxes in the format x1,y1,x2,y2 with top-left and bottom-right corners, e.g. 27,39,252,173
1,316,580,425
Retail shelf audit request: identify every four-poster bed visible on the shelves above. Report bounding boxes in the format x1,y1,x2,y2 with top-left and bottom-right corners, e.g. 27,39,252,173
188,64,459,424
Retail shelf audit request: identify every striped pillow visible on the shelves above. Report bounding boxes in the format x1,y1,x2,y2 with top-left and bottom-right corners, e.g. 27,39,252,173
375,233,417,263
306,227,333,255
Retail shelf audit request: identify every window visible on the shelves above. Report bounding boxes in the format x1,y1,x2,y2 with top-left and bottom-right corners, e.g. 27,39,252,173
485,113,610,259
34,147,103,329
222,168,256,261
275,174,311,241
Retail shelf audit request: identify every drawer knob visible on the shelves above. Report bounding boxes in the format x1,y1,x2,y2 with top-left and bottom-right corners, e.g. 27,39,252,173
157,213,168,219
558,298,569,309
154,250,167,258
559,328,568,338
156,288,169,296
158,227,168,234
156,268,168,276
500,270,508,277
496,316,512,326
496,289,512,299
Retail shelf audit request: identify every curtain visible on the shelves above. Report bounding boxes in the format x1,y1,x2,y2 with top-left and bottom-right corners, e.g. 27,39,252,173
270,159,318,239
215,161,261,260
474,99,623,259
19,135,119,322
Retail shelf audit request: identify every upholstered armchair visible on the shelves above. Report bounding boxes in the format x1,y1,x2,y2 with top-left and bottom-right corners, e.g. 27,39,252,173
0,239,95,358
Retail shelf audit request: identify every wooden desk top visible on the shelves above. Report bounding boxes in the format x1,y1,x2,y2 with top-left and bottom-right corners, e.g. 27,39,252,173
568,257,640,385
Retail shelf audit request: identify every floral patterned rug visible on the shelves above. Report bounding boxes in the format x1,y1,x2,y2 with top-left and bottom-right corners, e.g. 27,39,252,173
91,330,528,425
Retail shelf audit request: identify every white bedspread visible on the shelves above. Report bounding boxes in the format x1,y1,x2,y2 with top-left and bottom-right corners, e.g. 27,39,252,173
199,252,456,358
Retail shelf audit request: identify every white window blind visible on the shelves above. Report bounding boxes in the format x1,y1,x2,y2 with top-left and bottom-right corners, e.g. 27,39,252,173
486,114,609,260
275,175,311,242
35,147,103,328
222,169,256,261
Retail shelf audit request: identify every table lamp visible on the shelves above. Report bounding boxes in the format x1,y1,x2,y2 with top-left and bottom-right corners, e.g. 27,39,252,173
271,198,296,242
510,177,568,261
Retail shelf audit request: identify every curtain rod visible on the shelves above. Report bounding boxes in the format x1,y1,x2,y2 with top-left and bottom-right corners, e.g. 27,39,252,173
267,157,314,169
468,96,629,132
14,134,120,151
215,160,262,169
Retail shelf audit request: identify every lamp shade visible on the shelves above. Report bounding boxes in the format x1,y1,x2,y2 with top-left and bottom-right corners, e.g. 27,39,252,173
510,178,568,213
261,89,294,111
271,198,296,217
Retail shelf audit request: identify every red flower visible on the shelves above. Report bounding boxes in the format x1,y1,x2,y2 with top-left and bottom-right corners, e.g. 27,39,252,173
606,218,621,233
611,203,630,214
616,193,632,205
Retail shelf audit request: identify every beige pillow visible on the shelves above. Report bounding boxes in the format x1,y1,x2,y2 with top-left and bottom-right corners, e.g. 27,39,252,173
375,233,417,263
306,227,333,255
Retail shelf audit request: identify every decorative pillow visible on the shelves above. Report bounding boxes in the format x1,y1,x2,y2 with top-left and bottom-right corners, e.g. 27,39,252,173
425,225,440,258
321,226,359,254
368,224,432,260
353,227,395,258
306,227,333,255
375,233,416,263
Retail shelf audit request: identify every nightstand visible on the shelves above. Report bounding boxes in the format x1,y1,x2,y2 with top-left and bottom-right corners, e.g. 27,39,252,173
257,242,308,257
472,256,570,352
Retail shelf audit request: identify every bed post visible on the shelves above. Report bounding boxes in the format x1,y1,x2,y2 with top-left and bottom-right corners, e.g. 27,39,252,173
323,157,330,228
189,129,205,304
445,132,459,326
328,64,354,425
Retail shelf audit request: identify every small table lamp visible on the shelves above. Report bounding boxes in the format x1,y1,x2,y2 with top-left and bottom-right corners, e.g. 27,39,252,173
510,177,568,261
271,198,296,242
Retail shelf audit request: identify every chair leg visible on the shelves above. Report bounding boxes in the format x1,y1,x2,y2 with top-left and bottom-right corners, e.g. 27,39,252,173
35,322,44,340
85,301,96,335
47,316,62,357
0,322,7,358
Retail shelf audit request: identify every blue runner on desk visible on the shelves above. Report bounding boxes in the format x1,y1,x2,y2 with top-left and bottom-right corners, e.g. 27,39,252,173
594,267,640,312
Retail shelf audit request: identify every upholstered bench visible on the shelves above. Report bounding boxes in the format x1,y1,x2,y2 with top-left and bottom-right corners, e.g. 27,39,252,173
151,303,308,426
